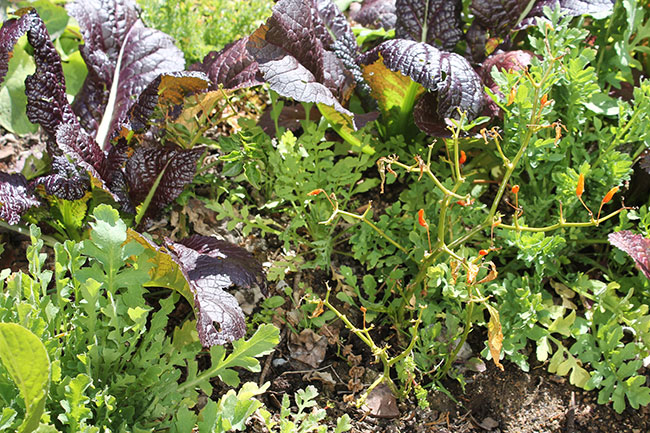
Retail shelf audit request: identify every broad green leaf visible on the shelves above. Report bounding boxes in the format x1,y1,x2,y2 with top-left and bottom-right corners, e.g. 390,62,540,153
0,323,50,433
0,37,38,135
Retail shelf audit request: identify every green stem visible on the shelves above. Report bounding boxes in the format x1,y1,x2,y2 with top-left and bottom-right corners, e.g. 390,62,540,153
324,206,409,255
0,220,58,247
592,106,642,170
438,291,475,379
394,81,421,137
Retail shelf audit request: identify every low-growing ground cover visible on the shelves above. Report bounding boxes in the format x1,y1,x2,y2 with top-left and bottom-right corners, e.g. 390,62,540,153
0,0,649,431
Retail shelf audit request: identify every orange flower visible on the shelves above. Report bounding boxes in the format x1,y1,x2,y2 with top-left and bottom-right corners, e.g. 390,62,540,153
511,185,520,194
307,189,324,196
479,249,489,256
576,173,584,198
601,186,619,204
459,150,467,165
417,208,428,228
456,198,475,207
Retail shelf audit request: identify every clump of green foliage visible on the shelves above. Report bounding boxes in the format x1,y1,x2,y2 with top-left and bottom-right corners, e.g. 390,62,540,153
137,0,272,64
0,206,279,432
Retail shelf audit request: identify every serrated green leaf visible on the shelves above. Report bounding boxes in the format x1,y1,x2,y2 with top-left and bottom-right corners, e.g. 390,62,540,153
0,408,17,431
569,363,591,388
548,310,576,336
0,323,50,433
335,414,352,433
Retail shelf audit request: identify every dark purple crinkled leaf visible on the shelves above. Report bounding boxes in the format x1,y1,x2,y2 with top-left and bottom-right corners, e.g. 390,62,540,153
67,0,185,146
189,37,262,90
55,123,105,172
54,124,121,203
470,0,615,40
314,0,357,48
413,92,451,137
247,0,354,116
466,21,489,63
124,146,203,214
608,231,650,280
395,0,463,50
350,0,396,30
471,0,525,37
518,0,615,28
165,235,266,346
0,172,40,225
363,39,484,120
0,9,78,139
121,71,210,134
34,155,90,200
0,8,33,83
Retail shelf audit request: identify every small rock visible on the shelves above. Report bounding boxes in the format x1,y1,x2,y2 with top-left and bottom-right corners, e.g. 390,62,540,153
478,416,499,430
363,383,399,419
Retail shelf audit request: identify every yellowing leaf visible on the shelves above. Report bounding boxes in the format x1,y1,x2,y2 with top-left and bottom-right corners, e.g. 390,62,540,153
466,262,480,285
126,229,193,304
486,304,504,371
478,261,498,284
362,57,424,116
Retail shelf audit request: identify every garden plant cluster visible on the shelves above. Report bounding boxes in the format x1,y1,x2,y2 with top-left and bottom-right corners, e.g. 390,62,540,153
0,0,649,431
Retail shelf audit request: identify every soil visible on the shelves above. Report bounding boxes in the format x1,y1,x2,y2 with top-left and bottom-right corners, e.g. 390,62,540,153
237,309,650,433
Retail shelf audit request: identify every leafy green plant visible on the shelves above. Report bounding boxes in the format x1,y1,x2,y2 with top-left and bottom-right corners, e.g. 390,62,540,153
263,385,353,433
138,0,272,64
0,208,280,431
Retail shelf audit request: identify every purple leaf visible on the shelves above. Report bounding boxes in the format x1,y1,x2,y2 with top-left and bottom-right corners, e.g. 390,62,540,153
395,0,463,50
189,37,263,90
608,231,650,280
247,0,354,116
120,71,210,134
0,172,40,225
363,39,484,120
470,0,525,37
34,155,90,200
124,146,204,215
67,0,185,147
0,9,77,139
350,0,397,30
469,0,615,51
314,0,357,49
479,50,535,114
518,0,615,28
165,235,266,346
